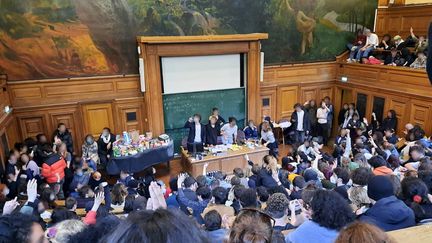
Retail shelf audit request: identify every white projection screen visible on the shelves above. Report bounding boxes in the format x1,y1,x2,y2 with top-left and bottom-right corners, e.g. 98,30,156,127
161,54,242,94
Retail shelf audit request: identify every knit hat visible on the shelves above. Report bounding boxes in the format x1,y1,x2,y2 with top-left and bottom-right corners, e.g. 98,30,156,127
303,169,318,182
367,176,394,201
393,35,402,41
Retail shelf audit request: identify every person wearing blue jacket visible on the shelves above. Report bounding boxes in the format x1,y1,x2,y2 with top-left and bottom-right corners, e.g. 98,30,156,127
360,175,415,231
243,120,258,140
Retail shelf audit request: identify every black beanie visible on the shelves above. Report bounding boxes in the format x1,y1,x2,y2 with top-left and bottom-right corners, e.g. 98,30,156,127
367,175,394,201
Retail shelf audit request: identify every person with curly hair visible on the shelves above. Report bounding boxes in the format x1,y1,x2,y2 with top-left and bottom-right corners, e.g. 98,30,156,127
265,193,296,232
286,190,354,243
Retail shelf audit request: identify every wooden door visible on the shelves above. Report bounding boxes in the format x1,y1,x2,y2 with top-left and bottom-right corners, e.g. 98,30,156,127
277,86,298,120
49,108,81,153
319,87,333,101
17,115,48,139
409,100,432,134
260,88,277,121
300,87,317,103
82,103,115,138
388,96,409,136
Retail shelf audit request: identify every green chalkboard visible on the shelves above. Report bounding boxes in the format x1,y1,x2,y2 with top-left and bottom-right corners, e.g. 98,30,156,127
163,88,246,153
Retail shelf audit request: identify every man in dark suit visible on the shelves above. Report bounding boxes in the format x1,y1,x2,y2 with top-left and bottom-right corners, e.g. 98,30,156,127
184,114,206,153
291,103,311,145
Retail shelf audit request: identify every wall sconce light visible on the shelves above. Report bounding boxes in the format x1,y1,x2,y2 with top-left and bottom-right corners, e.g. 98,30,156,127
341,76,348,82
4,105,12,114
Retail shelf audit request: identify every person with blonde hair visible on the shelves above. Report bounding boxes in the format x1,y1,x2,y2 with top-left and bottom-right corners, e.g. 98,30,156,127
335,222,396,243
260,122,278,158
46,219,86,243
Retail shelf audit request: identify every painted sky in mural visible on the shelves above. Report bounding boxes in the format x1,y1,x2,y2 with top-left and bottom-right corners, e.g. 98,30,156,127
0,0,377,80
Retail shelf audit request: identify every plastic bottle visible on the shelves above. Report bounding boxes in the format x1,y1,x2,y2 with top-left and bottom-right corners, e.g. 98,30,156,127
123,131,131,145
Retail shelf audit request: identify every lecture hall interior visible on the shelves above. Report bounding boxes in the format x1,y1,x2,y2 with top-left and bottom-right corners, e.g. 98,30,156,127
0,0,432,242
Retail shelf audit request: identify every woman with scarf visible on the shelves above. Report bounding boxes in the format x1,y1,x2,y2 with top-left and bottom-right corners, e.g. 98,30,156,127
97,127,116,167
82,134,99,171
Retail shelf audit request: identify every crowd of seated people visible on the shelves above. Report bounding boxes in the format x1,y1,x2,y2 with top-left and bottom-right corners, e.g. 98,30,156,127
0,100,432,243
347,27,428,69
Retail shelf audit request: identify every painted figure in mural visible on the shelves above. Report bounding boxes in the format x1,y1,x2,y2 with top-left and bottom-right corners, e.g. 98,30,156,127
296,11,316,55
282,0,317,55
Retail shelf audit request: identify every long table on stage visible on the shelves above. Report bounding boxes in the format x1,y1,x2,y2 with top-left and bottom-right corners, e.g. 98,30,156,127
106,141,174,175
181,146,269,177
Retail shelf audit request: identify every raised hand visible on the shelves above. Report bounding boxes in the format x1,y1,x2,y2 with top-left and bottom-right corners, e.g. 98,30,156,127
90,191,105,212
2,197,19,215
27,179,38,203
147,181,167,210
177,173,186,189
95,191,105,207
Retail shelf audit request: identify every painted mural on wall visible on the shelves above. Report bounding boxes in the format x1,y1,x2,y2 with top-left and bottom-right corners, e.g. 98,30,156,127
0,0,377,81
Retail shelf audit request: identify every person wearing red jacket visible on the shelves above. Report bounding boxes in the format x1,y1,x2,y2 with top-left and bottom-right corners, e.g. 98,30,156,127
41,143,67,199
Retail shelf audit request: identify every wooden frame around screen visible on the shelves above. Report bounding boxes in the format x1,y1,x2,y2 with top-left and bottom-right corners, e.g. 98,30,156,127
137,34,268,136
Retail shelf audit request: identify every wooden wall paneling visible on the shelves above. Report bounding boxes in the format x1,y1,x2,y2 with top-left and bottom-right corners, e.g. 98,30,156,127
318,87,333,101
260,87,277,121
337,64,431,100
0,115,20,168
247,41,262,123
388,96,410,135
0,75,10,125
375,4,432,38
263,63,336,86
17,115,48,139
114,98,147,134
277,86,298,120
141,44,165,136
300,87,317,103
409,101,432,134
7,75,142,108
48,107,82,153
81,103,115,138
4,117,20,150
